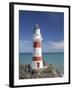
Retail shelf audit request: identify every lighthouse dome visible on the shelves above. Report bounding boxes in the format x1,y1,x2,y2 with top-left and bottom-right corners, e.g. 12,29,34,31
35,24,40,29
34,24,41,35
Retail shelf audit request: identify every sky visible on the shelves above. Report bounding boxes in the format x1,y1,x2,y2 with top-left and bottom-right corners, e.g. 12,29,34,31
19,10,64,53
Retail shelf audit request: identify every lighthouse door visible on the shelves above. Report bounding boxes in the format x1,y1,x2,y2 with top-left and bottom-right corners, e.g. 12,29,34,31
37,63,40,68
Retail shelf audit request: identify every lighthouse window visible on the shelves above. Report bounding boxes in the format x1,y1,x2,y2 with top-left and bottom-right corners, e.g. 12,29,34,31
37,63,40,68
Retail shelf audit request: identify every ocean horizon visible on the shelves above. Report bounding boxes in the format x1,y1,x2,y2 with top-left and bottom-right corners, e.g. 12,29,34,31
19,52,64,74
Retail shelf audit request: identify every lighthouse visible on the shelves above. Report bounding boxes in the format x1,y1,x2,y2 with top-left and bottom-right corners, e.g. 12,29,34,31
32,24,43,70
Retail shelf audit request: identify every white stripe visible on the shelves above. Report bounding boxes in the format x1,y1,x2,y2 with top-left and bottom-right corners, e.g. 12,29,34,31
33,34,42,41
33,48,42,56
32,61,43,69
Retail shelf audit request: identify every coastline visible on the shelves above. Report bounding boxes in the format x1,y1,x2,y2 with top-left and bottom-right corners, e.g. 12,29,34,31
19,63,62,79
19,52,64,74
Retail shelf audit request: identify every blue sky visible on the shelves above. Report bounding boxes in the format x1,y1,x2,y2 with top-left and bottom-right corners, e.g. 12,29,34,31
19,10,64,53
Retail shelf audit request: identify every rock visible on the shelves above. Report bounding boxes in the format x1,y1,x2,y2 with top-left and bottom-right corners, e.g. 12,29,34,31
19,63,62,79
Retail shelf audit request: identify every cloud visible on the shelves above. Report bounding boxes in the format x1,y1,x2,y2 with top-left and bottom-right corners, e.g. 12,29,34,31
19,40,64,53
42,40,64,52
19,40,33,53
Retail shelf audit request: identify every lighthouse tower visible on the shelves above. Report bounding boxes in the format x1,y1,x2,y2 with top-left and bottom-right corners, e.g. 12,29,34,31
32,24,43,70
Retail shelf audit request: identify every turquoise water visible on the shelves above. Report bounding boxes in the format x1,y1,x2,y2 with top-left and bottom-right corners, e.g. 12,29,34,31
19,53,64,74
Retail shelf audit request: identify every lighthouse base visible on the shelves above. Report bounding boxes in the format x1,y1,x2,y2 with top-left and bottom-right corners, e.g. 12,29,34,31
32,61,43,70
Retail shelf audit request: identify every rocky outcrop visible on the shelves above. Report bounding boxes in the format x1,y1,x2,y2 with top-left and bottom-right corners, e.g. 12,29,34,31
19,63,62,79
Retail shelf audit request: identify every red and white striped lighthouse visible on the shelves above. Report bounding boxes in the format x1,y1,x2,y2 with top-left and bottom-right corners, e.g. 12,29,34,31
32,24,43,70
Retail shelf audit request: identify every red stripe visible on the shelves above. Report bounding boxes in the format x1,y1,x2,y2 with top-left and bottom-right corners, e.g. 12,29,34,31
33,56,42,61
33,41,41,48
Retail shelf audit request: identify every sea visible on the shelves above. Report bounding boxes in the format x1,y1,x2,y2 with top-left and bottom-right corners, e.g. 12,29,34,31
19,52,64,75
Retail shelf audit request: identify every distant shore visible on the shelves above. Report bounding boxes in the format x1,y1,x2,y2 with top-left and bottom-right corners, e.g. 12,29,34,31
19,63,62,79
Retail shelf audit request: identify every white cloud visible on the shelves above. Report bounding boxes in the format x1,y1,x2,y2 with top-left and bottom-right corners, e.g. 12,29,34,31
19,40,64,53
48,40,64,49
42,40,64,52
19,40,33,53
